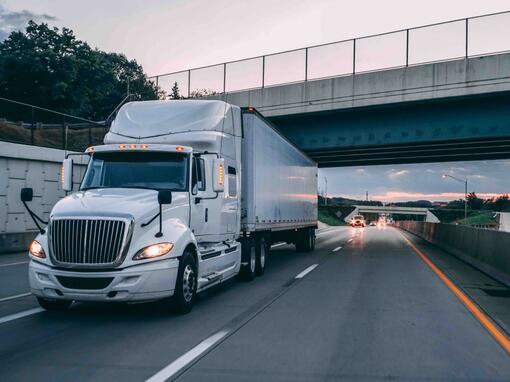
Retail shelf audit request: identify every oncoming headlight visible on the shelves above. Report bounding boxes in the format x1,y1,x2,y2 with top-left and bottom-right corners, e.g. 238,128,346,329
29,240,46,258
133,243,174,260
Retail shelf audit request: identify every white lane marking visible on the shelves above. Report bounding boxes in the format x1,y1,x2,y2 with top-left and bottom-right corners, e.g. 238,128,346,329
316,227,345,237
295,264,318,279
146,329,229,382
271,243,286,248
332,246,342,252
0,292,31,303
0,307,44,325
0,261,29,268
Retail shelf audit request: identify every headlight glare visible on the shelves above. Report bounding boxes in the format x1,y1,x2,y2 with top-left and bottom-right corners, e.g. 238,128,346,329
29,240,46,258
133,242,173,260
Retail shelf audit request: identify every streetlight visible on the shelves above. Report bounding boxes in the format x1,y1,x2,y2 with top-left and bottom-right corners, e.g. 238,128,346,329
442,174,468,221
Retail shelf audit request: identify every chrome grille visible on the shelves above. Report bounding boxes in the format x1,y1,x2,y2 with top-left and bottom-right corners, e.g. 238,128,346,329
50,218,129,266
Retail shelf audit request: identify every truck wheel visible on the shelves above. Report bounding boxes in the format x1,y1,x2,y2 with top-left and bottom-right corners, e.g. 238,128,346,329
255,237,267,276
172,250,197,314
36,297,72,311
296,228,313,252
310,229,316,251
241,238,256,281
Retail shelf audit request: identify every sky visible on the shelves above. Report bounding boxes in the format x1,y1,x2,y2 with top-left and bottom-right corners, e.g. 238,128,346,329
1,0,510,202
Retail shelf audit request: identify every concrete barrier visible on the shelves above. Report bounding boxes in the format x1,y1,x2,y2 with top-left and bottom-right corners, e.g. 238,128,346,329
0,142,87,253
396,221,510,287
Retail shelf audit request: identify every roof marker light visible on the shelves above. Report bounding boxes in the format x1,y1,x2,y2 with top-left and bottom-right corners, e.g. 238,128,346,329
85,146,95,153
176,146,184,151
247,106,255,113
141,144,149,149
119,144,126,149
129,144,137,149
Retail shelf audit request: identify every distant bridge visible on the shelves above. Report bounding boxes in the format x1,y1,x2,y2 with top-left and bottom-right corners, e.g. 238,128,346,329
345,205,440,223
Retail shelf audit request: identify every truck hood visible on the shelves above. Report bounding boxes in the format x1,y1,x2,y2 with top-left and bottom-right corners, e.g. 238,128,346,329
50,188,189,222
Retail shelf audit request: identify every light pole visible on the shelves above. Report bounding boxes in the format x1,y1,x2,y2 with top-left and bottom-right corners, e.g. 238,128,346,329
442,174,468,221
324,177,328,206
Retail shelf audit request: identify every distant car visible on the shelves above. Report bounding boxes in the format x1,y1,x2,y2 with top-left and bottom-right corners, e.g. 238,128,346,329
351,215,366,228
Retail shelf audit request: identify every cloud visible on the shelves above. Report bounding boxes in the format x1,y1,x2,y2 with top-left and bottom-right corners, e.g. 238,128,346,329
387,169,409,179
371,191,505,202
0,4,57,40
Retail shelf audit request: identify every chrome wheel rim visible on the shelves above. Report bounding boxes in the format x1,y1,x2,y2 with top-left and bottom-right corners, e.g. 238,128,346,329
260,243,266,269
182,265,196,303
250,247,256,273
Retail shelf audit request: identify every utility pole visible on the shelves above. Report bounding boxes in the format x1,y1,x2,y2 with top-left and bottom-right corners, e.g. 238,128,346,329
324,177,328,206
366,191,369,202
443,174,468,221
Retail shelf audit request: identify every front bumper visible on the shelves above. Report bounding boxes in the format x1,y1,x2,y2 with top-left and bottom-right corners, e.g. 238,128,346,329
29,258,180,303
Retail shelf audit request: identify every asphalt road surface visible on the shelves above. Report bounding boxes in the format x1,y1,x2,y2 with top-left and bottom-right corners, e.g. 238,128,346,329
1,226,509,381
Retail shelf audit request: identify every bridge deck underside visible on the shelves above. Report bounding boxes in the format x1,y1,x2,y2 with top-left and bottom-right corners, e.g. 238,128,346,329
270,92,510,167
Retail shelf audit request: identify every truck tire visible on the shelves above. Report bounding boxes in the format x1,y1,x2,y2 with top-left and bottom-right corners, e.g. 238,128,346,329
36,297,72,311
172,250,197,314
255,237,268,276
241,238,256,281
296,228,314,253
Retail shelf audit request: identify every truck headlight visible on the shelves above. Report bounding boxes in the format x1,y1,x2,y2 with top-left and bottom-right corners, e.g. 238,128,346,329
29,240,46,258
133,243,174,260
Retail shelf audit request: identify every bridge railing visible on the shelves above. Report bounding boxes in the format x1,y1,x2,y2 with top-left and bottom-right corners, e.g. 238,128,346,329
0,97,108,152
149,10,510,98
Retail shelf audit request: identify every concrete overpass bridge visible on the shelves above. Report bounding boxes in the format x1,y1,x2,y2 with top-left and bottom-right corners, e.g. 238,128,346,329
152,11,510,166
345,205,440,223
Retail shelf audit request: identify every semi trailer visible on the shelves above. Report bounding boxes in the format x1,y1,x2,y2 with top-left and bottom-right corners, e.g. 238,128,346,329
22,100,318,313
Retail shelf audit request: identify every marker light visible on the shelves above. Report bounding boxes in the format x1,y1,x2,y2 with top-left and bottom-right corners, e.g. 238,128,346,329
29,240,46,259
133,243,174,260
141,144,149,149
247,106,255,113
85,146,95,153
60,164,65,186
129,144,137,149
119,144,126,149
218,163,224,186
175,146,184,151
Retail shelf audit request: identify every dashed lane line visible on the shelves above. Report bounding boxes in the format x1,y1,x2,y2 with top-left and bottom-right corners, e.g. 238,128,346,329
0,292,31,303
0,261,29,268
0,308,44,325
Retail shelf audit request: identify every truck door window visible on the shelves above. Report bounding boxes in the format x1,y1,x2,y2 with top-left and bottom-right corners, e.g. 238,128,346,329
227,166,237,197
192,157,206,195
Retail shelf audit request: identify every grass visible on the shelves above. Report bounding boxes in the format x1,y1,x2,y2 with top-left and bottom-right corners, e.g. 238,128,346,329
318,207,347,226
458,212,497,226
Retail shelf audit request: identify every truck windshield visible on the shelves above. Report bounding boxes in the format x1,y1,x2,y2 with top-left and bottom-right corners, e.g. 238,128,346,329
80,151,189,191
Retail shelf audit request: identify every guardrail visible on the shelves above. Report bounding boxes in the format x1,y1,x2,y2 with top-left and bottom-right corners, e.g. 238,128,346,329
396,221,510,287
0,97,108,152
149,10,510,98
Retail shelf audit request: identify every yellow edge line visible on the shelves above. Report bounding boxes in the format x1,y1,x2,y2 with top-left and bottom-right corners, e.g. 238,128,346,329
397,229,510,355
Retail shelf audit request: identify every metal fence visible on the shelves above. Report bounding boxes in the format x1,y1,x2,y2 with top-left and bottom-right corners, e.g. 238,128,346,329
0,97,108,152
149,10,510,98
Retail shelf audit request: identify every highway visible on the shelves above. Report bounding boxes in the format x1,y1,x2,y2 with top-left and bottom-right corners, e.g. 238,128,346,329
1,226,509,381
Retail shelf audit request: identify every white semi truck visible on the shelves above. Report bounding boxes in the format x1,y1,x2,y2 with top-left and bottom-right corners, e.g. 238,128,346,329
22,100,318,313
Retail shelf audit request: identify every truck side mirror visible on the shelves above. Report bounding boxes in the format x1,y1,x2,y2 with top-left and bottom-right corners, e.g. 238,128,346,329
158,190,172,204
20,187,33,202
61,158,73,192
213,158,225,192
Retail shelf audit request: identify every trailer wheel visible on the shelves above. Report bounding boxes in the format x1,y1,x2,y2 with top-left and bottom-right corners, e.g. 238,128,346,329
241,238,256,281
255,237,268,276
296,228,314,253
172,250,197,314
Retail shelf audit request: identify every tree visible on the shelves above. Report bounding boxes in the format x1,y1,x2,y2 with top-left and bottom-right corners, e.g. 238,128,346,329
189,88,218,98
0,21,163,121
467,192,483,210
169,81,182,99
